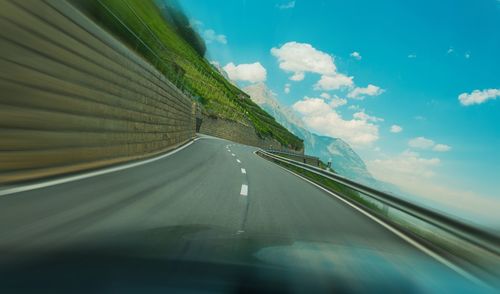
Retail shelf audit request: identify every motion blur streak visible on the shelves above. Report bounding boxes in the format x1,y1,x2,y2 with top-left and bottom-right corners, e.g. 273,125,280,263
0,0,498,293
0,0,195,184
0,137,492,292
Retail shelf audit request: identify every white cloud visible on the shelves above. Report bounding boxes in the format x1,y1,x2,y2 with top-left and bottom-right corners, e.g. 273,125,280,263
350,51,362,60
347,84,384,99
292,97,331,116
408,137,452,152
458,88,500,106
223,62,267,83
408,54,417,58
284,83,291,94
314,73,353,91
353,111,384,122
369,150,440,180
433,144,451,152
390,125,403,133
330,97,347,108
271,42,336,81
367,151,500,224
320,92,331,99
367,150,440,196
293,97,380,147
277,1,295,9
193,21,227,45
203,29,227,44
189,19,203,28
408,137,435,149
290,72,305,81
348,105,360,111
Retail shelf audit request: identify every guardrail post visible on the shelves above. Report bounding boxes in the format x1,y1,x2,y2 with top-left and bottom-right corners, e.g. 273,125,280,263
382,204,389,216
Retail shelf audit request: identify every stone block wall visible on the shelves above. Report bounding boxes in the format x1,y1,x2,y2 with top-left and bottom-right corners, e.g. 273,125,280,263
0,0,195,184
198,116,282,149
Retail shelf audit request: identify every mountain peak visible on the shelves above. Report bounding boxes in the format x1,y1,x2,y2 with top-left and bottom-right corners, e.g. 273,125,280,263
243,82,277,106
244,82,378,186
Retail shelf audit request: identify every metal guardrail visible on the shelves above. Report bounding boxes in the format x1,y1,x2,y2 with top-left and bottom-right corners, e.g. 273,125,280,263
266,149,322,167
258,149,500,257
266,148,314,158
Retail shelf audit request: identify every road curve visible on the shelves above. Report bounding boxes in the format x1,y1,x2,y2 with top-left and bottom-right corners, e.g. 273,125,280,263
0,136,488,293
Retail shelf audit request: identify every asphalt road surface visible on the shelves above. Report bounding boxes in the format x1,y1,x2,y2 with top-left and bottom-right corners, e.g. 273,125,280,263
0,135,489,293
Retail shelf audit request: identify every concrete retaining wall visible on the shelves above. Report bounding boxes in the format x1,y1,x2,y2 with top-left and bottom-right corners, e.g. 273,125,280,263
198,115,282,150
0,0,195,184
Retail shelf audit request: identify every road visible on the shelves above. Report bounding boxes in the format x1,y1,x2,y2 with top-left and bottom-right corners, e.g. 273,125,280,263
0,135,488,292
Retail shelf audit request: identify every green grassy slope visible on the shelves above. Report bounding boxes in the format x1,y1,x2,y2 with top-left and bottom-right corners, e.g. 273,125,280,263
73,0,303,150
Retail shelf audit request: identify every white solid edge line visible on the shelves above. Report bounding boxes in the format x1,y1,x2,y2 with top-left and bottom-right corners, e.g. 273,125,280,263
255,151,485,286
0,138,200,197
240,184,248,196
241,168,246,174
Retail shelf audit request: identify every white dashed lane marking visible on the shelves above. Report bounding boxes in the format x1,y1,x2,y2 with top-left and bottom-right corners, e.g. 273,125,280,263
236,159,241,163
241,168,246,174
231,153,235,157
240,184,248,196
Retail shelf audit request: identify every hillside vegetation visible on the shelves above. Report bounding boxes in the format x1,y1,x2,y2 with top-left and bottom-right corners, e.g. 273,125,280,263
72,0,303,150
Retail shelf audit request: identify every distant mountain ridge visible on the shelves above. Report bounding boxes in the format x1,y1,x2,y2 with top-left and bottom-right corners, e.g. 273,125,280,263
243,83,379,187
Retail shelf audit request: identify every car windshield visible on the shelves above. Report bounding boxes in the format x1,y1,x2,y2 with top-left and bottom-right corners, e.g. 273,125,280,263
0,0,498,293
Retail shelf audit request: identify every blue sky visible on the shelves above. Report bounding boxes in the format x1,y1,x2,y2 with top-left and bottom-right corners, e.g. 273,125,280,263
177,0,500,225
